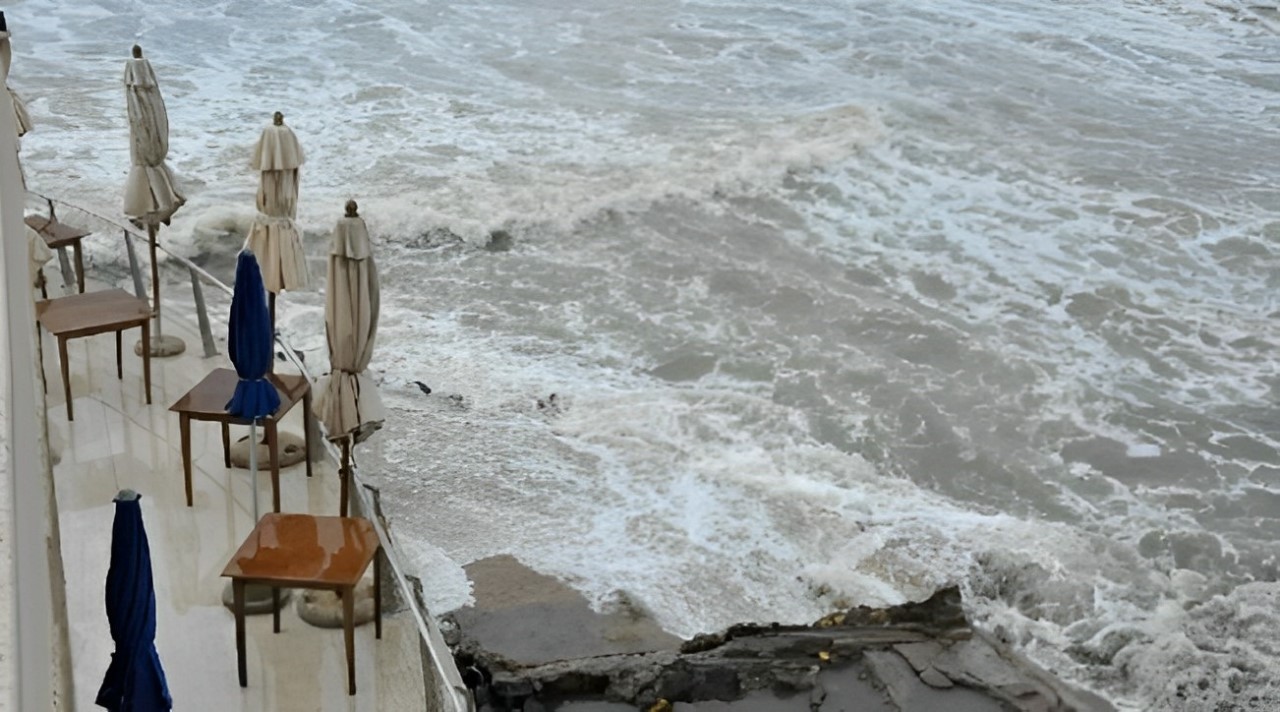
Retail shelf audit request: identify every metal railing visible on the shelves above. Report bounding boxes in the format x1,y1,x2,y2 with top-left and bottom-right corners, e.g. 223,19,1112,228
28,192,230,358
28,190,474,712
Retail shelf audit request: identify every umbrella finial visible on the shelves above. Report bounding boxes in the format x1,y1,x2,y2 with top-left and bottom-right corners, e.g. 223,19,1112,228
273,111,284,126
345,199,358,218
132,44,142,59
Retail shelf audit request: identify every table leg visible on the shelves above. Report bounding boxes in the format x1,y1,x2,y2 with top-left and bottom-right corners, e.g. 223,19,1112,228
267,421,281,513
180,414,192,507
140,320,152,405
73,241,85,294
221,423,231,468
115,330,123,379
303,387,314,478
344,584,356,695
374,547,382,640
234,580,247,687
58,336,72,421
272,587,281,634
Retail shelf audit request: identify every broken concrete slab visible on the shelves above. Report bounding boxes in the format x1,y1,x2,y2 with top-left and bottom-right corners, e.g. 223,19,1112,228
864,649,1009,712
448,555,683,667
443,556,1117,712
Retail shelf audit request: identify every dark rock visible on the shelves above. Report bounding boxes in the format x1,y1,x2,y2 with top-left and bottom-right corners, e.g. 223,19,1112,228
491,672,534,700
838,586,968,635
414,380,432,395
649,662,741,703
486,230,514,252
692,664,738,701
537,393,563,414
681,632,727,655
654,667,697,702
541,672,610,698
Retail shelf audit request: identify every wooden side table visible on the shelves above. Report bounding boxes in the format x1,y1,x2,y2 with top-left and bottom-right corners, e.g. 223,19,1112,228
168,368,314,510
221,513,382,695
26,214,91,296
36,289,153,421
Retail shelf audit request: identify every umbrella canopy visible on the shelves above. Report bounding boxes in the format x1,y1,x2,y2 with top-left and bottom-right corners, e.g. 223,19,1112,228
244,114,308,293
314,205,384,443
95,490,172,712
226,250,280,419
122,48,184,225
26,223,51,288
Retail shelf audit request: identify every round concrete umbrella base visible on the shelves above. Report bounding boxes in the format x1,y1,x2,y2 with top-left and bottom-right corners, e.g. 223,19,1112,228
221,582,293,615
135,333,186,358
229,432,307,469
296,581,377,629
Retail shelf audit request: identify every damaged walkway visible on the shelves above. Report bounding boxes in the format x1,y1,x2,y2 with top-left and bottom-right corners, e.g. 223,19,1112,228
445,556,1115,712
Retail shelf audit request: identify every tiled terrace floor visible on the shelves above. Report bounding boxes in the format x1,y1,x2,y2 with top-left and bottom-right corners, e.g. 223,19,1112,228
39,278,426,711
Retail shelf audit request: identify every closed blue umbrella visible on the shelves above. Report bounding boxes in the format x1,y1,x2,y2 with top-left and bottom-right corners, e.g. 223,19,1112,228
96,490,171,712
226,250,279,521
227,250,279,419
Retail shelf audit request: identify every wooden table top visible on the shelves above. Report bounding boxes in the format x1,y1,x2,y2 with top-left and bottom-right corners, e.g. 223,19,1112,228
169,367,309,420
35,289,152,336
221,513,379,587
25,215,92,248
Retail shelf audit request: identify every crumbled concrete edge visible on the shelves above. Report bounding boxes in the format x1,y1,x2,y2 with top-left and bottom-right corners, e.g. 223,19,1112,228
452,586,1116,712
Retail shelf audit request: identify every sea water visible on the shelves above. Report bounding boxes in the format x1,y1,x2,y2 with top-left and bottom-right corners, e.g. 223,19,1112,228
10,0,1280,708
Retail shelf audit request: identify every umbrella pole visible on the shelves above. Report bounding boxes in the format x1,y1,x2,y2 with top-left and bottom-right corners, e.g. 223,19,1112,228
268,292,276,374
149,222,160,336
340,437,350,517
139,222,185,357
250,419,259,523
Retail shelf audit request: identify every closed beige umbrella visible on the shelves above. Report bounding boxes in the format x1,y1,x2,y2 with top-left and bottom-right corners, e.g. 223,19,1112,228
8,85,28,137
26,223,51,292
123,44,185,357
7,75,28,189
244,111,309,329
313,199,383,515
4,24,29,184
3,25,41,285
123,46,183,223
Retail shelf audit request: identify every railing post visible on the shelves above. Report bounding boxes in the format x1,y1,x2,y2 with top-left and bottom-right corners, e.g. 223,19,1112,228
189,266,218,358
55,246,75,296
123,229,146,299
